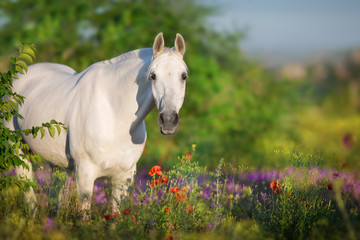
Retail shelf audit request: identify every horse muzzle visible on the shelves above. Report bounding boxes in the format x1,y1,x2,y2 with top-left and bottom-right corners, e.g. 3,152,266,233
158,111,179,135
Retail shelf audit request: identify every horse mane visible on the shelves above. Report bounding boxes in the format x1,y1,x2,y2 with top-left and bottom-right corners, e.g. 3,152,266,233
104,48,154,65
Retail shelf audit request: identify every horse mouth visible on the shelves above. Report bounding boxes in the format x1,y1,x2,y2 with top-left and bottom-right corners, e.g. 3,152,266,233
160,126,178,135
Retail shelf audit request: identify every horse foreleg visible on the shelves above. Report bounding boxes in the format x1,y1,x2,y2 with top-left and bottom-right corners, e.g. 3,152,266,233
76,161,97,219
111,167,136,214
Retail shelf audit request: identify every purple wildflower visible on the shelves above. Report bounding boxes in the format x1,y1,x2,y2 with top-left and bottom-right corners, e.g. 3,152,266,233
132,192,140,205
353,181,360,198
43,218,54,231
202,187,212,200
234,184,244,198
330,172,340,181
215,168,222,177
197,175,208,185
142,194,154,205
95,191,107,205
3,168,16,177
226,178,234,194
36,168,51,188
342,184,354,192
134,168,149,192
157,189,164,201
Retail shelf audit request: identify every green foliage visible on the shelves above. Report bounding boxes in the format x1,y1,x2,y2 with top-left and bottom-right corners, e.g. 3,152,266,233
0,44,67,191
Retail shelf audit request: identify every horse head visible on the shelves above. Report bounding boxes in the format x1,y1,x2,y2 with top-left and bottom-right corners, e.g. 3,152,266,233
148,33,188,135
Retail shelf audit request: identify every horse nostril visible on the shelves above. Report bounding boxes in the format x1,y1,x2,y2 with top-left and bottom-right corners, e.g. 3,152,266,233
159,113,165,125
173,113,179,125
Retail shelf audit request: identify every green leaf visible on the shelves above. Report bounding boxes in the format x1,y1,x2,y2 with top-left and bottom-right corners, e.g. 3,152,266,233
22,45,36,59
13,112,24,120
18,53,33,64
40,127,45,139
55,125,61,136
21,161,30,171
15,65,24,75
48,126,55,138
31,154,42,163
23,129,31,136
31,127,39,138
28,181,38,190
8,100,17,111
16,60,28,73
12,156,24,166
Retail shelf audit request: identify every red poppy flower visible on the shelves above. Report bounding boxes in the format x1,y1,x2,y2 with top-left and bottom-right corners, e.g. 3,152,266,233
270,181,277,189
187,205,193,212
273,187,281,194
164,206,169,215
112,213,119,218
200,226,207,232
122,209,131,215
156,171,163,176
175,192,188,203
270,181,281,194
327,183,333,191
103,214,111,221
149,165,161,176
149,180,155,188
169,187,179,193
160,176,168,183
132,214,137,223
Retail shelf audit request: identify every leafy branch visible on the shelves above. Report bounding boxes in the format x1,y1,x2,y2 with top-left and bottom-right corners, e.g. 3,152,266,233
1,43,67,191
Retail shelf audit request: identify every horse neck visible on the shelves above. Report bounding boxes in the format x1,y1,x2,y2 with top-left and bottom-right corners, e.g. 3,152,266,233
101,49,155,130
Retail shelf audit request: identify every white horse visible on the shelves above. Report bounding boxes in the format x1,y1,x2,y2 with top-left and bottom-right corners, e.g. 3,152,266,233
4,33,188,214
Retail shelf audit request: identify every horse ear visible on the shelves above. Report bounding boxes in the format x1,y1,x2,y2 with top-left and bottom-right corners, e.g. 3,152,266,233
153,32,164,56
174,33,186,56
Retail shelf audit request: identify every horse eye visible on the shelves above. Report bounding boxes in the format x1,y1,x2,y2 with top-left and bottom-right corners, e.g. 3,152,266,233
150,72,156,80
181,72,188,80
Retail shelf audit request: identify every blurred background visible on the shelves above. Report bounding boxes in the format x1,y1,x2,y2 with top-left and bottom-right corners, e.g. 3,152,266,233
1,0,359,171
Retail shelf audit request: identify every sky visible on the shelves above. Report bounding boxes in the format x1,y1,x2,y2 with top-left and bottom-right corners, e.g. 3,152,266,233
203,0,360,64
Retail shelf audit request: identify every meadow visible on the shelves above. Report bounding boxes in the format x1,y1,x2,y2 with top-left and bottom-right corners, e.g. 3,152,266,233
1,0,360,239
1,146,359,240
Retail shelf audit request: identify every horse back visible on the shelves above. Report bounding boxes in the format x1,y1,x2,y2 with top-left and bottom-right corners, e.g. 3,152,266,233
13,62,77,121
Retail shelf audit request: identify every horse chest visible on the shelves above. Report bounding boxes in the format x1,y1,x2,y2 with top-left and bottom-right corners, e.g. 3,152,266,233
69,114,146,174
